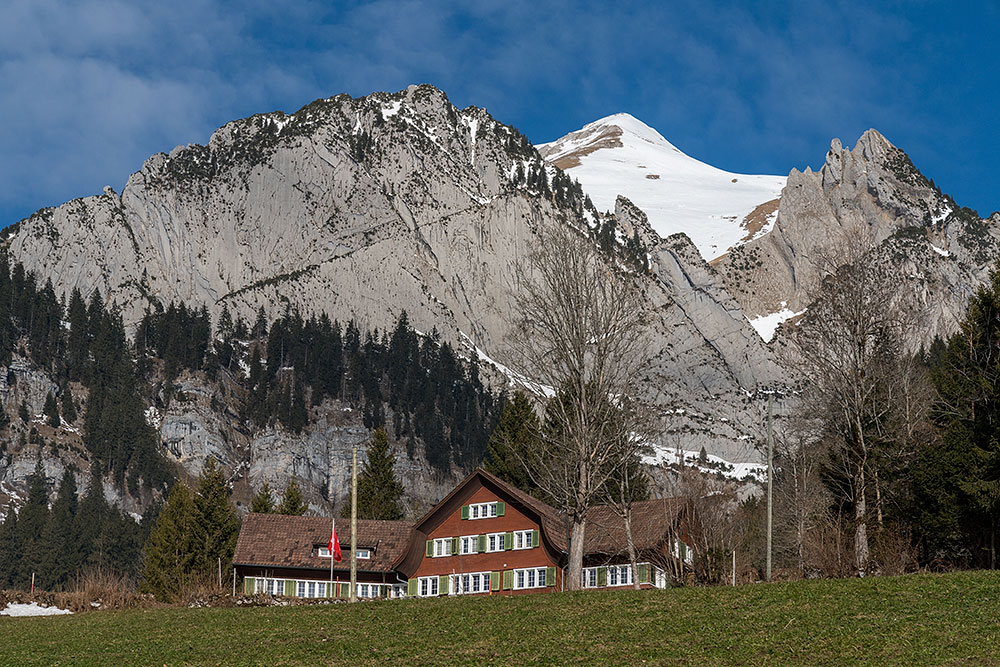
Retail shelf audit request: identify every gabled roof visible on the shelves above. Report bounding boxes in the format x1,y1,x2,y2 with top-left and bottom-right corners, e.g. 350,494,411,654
233,513,412,573
584,498,688,556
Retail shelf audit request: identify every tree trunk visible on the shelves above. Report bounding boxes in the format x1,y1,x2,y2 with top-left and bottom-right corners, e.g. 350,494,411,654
566,515,587,591
622,505,641,590
854,461,870,574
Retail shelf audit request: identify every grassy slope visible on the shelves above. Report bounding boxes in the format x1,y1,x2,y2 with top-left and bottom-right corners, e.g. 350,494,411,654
2,571,999,665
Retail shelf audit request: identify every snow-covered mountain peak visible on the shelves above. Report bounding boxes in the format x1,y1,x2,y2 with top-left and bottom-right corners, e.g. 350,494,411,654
538,115,787,261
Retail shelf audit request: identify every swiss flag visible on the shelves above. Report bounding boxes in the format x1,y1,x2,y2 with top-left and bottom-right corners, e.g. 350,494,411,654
329,518,343,562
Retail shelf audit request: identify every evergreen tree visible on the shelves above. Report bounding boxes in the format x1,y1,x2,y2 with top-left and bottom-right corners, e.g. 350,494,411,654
60,385,77,424
485,391,539,494
65,287,90,382
193,459,240,584
355,427,405,520
250,483,276,513
141,482,198,601
18,459,50,584
277,478,307,515
39,469,78,589
43,391,60,428
0,502,22,587
18,401,29,423
917,265,1000,565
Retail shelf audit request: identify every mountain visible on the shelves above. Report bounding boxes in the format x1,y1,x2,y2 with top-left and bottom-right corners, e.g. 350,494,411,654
538,114,786,262
715,129,1000,343
0,85,783,513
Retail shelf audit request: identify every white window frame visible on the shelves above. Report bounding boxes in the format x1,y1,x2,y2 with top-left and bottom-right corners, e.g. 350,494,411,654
460,535,478,554
608,565,633,587
433,537,453,557
356,549,371,559
582,567,598,588
450,571,491,595
485,532,505,553
514,567,547,590
390,584,406,598
513,529,534,550
297,581,307,597
469,502,498,519
418,576,439,597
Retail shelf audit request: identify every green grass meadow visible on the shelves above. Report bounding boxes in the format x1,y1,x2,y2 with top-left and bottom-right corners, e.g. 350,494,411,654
1,571,999,665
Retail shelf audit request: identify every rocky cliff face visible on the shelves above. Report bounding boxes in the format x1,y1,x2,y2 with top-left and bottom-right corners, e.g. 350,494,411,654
1,85,785,511
716,129,1000,343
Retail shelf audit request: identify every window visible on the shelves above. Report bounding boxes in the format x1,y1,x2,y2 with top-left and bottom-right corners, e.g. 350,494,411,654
582,568,598,588
433,538,453,557
418,576,439,597
514,567,547,590
486,532,505,552
307,581,317,598
356,549,371,559
318,546,332,558
469,502,498,519
450,572,491,595
513,529,535,550
358,584,378,598
460,535,478,554
608,565,633,587
266,578,282,595
390,584,406,599
297,581,306,597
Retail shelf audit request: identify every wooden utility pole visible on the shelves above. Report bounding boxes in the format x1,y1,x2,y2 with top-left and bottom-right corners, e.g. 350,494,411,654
350,445,358,602
766,391,774,583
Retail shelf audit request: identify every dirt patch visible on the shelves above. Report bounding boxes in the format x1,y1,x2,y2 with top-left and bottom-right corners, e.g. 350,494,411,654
544,126,624,170
739,198,780,242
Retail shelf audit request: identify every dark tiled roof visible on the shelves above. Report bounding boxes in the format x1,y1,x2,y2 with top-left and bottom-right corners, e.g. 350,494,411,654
234,513,412,573
475,469,686,555
584,498,687,555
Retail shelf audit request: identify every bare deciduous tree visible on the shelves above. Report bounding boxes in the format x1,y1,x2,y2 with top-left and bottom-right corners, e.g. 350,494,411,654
508,224,650,590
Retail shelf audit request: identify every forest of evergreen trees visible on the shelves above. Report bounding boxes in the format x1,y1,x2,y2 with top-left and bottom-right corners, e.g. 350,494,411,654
137,304,502,473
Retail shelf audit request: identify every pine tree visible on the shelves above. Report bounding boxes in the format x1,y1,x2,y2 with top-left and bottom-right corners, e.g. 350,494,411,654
44,391,60,428
18,401,29,423
193,459,240,586
277,478,307,515
60,385,77,424
141,482,198,601
0,502,21,587
18,459,50,585
355,427,405,520
485,391,539,494
39,469,78,590
250,483,276,513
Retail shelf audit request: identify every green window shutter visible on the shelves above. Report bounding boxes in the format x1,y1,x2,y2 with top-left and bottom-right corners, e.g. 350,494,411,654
502,570,513,590
597,567,607,587
439,575,450,596
285,580,296,596
461,505,470,520
452,537,460,554
504,532,514,551
532,529,540,548
638,563,651,584
490,571,500,591
339,583,350,599
426,540,434,557
545,567,556,587
478,534,487,553
407,579,417,597
496,502,505,516
243,577,255,595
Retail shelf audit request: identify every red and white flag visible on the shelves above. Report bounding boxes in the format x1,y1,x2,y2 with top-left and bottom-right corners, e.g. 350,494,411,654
329,517,343,562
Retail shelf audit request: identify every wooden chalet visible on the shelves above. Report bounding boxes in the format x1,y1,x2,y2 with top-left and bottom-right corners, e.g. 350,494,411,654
233,468,693,599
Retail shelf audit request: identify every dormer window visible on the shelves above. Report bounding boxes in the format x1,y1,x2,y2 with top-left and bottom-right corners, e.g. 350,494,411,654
461,501,505,519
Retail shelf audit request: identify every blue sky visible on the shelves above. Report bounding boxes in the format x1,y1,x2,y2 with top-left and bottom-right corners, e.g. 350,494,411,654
1,0,997,225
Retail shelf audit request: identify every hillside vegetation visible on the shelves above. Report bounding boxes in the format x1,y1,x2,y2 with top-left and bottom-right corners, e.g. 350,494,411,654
1,571,998,665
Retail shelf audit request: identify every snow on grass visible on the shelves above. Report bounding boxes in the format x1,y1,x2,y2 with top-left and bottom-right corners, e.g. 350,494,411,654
642,444,765,482
747,302,805,342
0,602,73,617
539,113,786,261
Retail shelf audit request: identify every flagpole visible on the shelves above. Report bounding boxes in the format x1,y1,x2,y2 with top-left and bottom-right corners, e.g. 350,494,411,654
350,445,358,603
330,516,335,596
